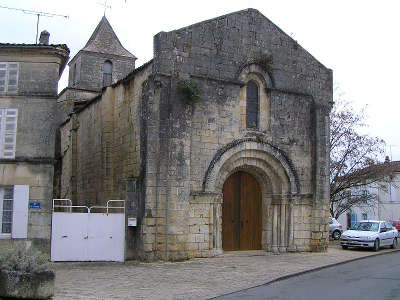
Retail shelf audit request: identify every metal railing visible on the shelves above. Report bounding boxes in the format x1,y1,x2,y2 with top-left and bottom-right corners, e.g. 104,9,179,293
52,199,125,214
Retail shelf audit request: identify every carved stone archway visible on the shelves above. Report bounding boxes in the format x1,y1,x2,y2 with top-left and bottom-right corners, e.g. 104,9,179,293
203,138,299,253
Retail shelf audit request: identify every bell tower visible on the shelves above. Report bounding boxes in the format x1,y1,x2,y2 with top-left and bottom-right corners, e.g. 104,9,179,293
58,16,136,107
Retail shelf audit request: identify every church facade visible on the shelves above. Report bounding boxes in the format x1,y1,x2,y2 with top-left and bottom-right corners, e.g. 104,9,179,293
58,8,332,261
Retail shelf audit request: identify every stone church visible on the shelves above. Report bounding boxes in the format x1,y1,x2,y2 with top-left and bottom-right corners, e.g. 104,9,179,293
57,8,332,261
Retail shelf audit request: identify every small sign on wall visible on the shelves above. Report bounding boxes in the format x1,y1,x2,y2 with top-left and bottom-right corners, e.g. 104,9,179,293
127,217,137,226
29,202,41,209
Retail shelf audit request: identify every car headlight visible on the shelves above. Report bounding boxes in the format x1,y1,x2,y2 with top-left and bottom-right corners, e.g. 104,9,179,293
365,236,372,240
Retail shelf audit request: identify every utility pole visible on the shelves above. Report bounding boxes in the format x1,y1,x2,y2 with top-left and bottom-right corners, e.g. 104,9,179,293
0,5,68,44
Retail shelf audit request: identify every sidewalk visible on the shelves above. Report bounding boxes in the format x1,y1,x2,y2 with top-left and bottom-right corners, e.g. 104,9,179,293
53,242,399,299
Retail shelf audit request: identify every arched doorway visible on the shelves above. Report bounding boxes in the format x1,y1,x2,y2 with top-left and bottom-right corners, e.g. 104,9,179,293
222,171,262,250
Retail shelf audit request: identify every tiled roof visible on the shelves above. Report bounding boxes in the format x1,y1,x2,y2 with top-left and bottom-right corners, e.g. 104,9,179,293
0,43,70,53
390,161,400,172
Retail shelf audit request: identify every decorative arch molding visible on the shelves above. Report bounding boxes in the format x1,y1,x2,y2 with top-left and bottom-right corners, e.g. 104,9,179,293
203,138,300,195
237,63,274,89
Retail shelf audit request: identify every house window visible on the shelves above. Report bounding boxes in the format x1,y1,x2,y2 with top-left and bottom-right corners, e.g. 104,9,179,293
246,80,259,129
103,60,113,86
0,108,18,159
0,186,13,236
0,62,19,93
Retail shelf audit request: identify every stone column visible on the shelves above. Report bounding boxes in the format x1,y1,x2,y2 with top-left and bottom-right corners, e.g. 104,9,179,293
287,201,296,252
272,204,279,254
279,203,286,253
267,203,273,252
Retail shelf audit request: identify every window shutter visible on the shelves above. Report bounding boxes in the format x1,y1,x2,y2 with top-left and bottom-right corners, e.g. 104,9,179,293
12,185,29,238
7,63,19,93
0,62,19,93
0,108,17,158
0,63,6,92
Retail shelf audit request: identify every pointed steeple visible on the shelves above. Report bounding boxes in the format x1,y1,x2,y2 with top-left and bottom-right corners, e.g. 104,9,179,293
59,16,136,105
82,16,136,59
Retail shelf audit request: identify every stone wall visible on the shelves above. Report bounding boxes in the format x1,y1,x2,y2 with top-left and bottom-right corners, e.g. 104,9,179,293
59,63,151,206
0,163,54,253
73,53,136,91
0,96,58,159
140,8,332,259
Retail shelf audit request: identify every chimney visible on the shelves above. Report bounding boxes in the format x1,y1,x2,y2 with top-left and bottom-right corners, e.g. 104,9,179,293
39,30,50,45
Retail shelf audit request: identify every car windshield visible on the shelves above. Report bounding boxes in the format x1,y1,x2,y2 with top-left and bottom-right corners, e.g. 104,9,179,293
350,222,379,232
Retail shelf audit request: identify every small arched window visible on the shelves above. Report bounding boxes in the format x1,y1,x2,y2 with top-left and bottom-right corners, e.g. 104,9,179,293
103,60,113,86
246,80,259,129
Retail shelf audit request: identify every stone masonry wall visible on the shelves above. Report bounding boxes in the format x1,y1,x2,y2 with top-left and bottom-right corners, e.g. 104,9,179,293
17,59,60,96
59,120,72,199
0,163,54,253
74,53,136,91
142,8,332,259
59,64,151,205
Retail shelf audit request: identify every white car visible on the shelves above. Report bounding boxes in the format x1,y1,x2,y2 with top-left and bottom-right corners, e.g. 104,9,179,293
340,220,398,251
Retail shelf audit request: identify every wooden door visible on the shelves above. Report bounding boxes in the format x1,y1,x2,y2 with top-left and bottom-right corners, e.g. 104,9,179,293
222,171,262,250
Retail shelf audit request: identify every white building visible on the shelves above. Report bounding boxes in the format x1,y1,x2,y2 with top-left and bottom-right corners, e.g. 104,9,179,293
338,161,400,229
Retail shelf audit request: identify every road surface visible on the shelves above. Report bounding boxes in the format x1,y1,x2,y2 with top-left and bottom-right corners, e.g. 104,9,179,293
215,251,400,300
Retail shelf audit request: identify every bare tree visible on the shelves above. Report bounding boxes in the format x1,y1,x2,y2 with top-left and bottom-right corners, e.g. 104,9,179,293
329,89,395,219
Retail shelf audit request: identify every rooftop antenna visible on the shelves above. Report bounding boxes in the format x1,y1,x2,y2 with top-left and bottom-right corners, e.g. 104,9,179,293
0,5,69,44
97,1,112,16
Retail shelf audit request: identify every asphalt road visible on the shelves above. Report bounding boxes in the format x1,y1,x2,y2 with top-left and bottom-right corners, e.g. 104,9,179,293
215,251,400,300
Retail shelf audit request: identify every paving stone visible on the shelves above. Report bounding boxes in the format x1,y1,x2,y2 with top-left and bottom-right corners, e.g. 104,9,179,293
53,242,395,299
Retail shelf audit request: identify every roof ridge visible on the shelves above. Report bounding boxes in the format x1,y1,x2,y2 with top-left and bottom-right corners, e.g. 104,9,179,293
82,15,136,59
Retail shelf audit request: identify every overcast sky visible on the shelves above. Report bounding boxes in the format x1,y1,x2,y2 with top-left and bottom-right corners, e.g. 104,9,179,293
1,0,399,160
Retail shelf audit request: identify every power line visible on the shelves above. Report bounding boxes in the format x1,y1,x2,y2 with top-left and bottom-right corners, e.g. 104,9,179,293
0,5,69,44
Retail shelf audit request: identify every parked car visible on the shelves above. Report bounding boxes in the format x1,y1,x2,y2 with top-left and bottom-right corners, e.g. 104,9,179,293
340,220,398,251
390,220,400,232
329,217,343,240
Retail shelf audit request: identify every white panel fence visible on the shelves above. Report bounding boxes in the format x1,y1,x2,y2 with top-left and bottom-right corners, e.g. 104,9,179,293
51,199,125,262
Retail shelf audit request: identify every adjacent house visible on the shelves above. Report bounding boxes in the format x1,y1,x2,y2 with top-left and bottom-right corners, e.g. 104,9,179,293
0,31,69,252
338,161,400,229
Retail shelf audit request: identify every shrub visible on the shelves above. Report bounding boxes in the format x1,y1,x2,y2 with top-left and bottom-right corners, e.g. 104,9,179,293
177,80,200,105
0,245,50,274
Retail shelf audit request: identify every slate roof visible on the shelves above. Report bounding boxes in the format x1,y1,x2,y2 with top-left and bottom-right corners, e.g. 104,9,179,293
82,16,136,59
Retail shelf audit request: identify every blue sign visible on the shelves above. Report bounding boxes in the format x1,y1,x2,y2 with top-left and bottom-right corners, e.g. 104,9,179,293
29,202,41,209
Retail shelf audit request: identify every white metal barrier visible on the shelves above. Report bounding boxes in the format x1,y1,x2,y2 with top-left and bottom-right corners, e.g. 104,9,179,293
51,199,125,262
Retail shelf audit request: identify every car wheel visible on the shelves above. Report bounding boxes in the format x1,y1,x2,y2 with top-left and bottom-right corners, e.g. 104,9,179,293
391,238,397,249
342,245,348,250
332,230,341,240
373,239,380,251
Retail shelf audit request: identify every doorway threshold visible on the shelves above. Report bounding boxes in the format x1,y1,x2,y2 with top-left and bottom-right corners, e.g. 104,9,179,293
219,250,270,257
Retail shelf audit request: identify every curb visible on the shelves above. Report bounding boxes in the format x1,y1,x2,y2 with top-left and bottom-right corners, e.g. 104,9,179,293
207,248,400,299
